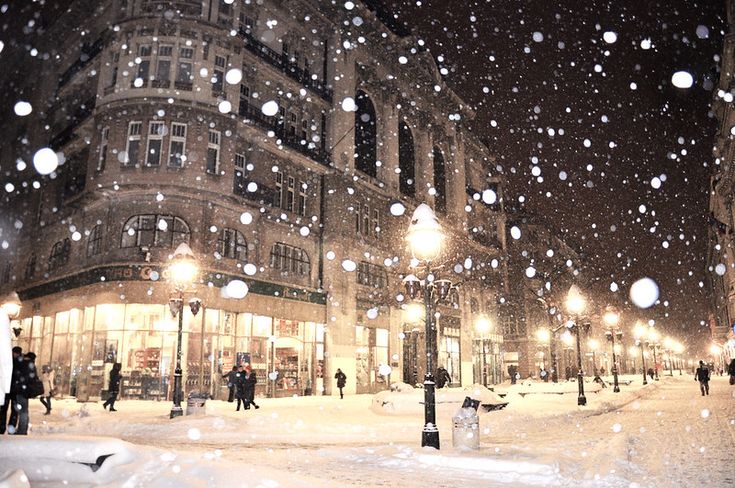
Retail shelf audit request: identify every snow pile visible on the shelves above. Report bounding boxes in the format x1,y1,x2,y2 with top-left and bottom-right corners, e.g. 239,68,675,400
371,383,507,416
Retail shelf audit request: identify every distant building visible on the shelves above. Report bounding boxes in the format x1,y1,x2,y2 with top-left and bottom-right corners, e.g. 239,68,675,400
0,0,508,400
707,0,735,363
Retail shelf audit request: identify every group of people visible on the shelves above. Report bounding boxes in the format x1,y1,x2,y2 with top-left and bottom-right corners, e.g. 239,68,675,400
223,364,260,411
1,346,54,435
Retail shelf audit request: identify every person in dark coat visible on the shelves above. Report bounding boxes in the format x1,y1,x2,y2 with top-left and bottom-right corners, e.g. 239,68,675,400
222,366,238,402
334,368,346,399
4,347,32,435
435,367,451,388
694,360,710,396
728,359,735,383
102,363,122,411
243,365,259,409
234,365,248,411
0,346,23,434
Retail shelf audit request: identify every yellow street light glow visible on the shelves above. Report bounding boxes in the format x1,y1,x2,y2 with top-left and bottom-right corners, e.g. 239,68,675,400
536,328,551,343
603,310,620,327
169,242,199,288
475,315,492,335
405,203,444,262
565,285,586,315
588,338,600,351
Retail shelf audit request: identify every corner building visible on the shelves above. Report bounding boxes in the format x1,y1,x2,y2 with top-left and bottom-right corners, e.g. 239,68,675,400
0,0,508,401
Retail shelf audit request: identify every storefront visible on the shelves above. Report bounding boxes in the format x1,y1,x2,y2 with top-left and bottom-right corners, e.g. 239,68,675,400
12,304,326,401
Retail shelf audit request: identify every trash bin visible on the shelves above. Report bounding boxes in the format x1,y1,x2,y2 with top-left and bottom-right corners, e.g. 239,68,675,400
186,391,208,416
452,396,480,450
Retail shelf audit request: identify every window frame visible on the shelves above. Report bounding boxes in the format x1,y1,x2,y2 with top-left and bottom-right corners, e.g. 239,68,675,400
124,121,142,167
206,129,221,174
146,121,165,167
97,126,109,172
168,122,187,168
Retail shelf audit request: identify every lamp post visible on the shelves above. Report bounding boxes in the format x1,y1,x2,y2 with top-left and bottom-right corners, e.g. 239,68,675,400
674,342,685,375
167,242,199,419
588,338,600,375
603,308,622,393
648,327,660,381
633,322,648,385
536,327,552,382
565,285,589,406
628,346,639,375
403,203,449,450
475,315,491,387
663,337,675,377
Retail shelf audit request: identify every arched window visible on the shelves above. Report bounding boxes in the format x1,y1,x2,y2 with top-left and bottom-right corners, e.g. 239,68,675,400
355,90,377,177
217,228,247,260
433,146,446,213
357,261,388,288
87,224,103,257
121,214,190,248
25,254,36,280
49,238,71,271
269,242,310,276
398,122,416,197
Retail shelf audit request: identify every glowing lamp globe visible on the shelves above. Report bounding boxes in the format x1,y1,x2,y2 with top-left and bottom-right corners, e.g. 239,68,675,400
406,203,444,262
565,285,586,315
169,243,198,288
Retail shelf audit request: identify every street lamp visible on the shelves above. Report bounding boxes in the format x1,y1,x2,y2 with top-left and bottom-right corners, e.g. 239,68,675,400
603,308,622,393
633,321,648,385
648,327,660,381
565,285,589,406
475,315,491,386
403,203,449,450
2,291,22,338
628,346,639,375
167,242,199,419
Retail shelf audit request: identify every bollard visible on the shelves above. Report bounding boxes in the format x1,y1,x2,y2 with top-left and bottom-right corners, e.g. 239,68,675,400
452,396,480,450
186,390,208,416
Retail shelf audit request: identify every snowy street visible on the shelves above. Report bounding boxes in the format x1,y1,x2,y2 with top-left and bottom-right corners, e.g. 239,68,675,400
2,374,734,487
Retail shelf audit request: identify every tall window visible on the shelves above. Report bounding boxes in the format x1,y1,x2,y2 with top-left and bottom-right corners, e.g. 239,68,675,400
355,90,377,177
298,181,307,216
87,224,103,257
97,126,109,172
109,52,119,88
269,242,310,276
239,84,250,115
169,122,187,167
355,203,380,238
433,146,447,213
213,55,226,94
124,121,142,167
176,47,194,89
274,171,283,207
207,130,220,174
146,121,165,166
48,238,71,271
398,122,416,197
155,44,172,86
24,254,36,280
135,44,151,87
357,262,388,288
121,214,190,248
286,176,295,212
217,228,247,260
234,153,247,195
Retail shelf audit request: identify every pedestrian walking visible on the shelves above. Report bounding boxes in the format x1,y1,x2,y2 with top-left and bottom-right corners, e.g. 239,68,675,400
102,363,122,411
728,359,735,385
0,347,23,434
244,365,259,409
7,349,36,435
694,360,710,396
222,365,238,402
436,366,451,388
234,365,248,411
334,368,347,399
40,365,55,415
647,368,655,381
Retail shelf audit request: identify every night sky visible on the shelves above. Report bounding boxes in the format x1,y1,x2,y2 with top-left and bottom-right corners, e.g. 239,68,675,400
384,0,727,349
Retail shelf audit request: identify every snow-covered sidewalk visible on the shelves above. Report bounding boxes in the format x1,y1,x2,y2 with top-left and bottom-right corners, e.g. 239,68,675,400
1,374,733,487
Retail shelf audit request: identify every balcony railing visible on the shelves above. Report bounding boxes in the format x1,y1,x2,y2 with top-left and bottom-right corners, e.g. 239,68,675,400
238,103,330,166
238,28,333,103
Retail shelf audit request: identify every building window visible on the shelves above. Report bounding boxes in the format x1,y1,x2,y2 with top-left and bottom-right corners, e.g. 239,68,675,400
217,228,247,260
433,147,447,213
213,55,226,94
24,254,36,280
355,90,377,178
362,204,370,235
176,47,194,89
121,214,190,248
269,242,310,276
97,126,109,172
169,122,187,167
146,121,165,166
239,84,250,115
109,52,119,88
155,44,172,86
286,176,295,212
298,181,307,216
87,224,103,257
48,238,71,271
124,121,142,167
372,208,380,236
234,153,247,196
355,203,380,238
207,130,220,174
239,13,254,33
1,263,10,285
274,171,283,207
357,262,387,288
135,44,151,87
398,122,416,197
